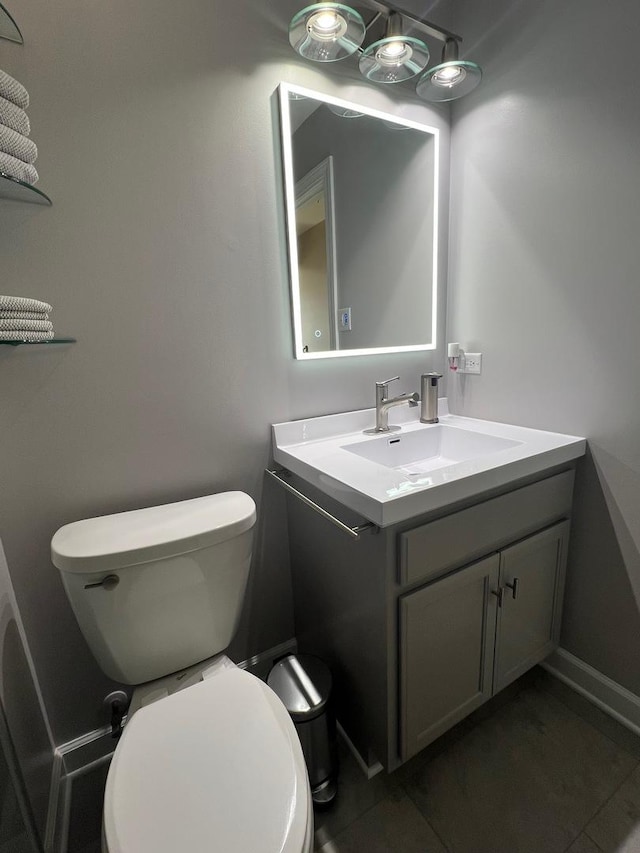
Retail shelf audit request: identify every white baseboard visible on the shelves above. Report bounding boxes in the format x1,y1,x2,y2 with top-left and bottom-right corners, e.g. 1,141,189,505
542,648,640,737
43,751,64,853
46,733,115,853
336,721,383,780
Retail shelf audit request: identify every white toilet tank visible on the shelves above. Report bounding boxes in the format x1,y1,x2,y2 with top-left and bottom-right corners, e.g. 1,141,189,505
51,492,256,685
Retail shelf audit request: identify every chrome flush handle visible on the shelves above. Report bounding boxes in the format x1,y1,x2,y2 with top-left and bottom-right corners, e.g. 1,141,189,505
84,574,120,591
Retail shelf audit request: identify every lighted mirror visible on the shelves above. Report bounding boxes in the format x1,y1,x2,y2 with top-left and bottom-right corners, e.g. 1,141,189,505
279,83,439,360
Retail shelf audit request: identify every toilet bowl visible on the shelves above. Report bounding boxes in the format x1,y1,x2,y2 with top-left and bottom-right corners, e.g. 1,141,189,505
103,668,313,853
51,491,313,853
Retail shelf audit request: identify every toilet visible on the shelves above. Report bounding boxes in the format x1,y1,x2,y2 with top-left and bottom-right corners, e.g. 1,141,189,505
51,491,313,853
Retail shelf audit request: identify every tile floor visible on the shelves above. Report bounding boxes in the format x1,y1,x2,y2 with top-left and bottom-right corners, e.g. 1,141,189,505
66,667,640,853
315,668,640,853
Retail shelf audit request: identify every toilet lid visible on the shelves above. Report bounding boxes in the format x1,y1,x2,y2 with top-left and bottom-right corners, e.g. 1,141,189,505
103,669,310,853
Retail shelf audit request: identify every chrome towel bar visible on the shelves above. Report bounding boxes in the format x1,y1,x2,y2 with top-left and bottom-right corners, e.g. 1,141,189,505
265,468,378,540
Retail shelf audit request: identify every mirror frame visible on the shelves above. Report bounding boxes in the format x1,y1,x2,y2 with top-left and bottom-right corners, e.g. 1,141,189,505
279,82,440,360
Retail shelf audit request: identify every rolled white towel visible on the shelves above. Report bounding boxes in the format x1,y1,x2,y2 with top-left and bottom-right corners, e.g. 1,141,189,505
0,319,53,331
0,310,49,320
0,70,29,110
0,330,54,342
0,124,37,164
0,96,29,136
0,296,52,313
0,150,38,185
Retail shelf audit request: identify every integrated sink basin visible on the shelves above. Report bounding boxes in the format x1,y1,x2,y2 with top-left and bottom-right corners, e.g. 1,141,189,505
272,400,586,526
343,424,523,475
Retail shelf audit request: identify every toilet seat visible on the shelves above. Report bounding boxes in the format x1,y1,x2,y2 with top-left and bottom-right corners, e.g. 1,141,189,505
103,668,312,853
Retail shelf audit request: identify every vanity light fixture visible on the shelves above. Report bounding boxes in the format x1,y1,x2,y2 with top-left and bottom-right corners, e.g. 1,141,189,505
288,3,366,63
288,2,482,101
416,38,482,102
358,11,429,83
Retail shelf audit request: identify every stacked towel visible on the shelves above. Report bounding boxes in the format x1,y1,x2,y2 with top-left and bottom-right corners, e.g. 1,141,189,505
0,96,30,136
0,309,50,319
0,152,38,185
0,295,51,312
0,71,28,109
0,124,36,163
0,329,54,341
0,296,54,342
0,319,53,331
0,69,38,185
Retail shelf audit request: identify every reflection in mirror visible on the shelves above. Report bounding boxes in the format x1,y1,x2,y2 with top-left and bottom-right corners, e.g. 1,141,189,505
279,83,439,360
295,156,337,353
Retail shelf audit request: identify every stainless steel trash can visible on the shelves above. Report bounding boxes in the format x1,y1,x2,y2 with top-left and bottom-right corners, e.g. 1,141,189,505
268,654,337,807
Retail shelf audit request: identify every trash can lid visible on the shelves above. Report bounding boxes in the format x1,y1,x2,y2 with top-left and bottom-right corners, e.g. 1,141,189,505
267,654,332,722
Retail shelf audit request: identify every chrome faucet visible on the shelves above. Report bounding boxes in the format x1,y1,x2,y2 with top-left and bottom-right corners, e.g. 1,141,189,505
365,376,419,434
420,372,442,423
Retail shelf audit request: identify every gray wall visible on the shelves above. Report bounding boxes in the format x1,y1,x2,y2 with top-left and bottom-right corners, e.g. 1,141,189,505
0,0,449,743
448,0,640,692
293,106,435,349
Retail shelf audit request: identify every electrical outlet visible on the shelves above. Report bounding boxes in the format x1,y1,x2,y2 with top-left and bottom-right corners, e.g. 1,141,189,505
463,352,482,374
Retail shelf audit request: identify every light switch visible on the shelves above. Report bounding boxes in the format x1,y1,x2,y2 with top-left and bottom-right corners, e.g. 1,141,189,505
339,307,352,331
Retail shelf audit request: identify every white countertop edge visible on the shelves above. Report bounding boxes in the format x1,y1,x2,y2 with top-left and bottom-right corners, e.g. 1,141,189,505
274,441,585,527
272,403,586,526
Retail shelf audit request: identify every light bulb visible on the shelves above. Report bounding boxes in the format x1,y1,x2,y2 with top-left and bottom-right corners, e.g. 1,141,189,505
307,8,347,41
315,11,337,28
375,39,413,67
379,40,404,58
432,64,467,87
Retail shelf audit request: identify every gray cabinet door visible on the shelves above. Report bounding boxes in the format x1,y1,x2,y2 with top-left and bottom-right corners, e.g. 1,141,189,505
493,521,570,693
400,554,500,761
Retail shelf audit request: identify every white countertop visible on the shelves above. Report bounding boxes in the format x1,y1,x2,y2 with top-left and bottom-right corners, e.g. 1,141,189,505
272,400,586,526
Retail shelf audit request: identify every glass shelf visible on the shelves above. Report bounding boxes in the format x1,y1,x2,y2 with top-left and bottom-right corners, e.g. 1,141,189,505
0,338,76,347
0,13,52,205
0,173,52,205
0,3,22,44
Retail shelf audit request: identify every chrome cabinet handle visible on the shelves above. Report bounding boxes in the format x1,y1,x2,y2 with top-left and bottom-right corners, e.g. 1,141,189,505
505,577,519,600
84,574,120,591
491,587,504,607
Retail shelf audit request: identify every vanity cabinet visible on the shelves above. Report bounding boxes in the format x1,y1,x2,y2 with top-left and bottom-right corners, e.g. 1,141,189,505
400,553,499,760
493,522,569,691
400,521,569,760
285,465,576,773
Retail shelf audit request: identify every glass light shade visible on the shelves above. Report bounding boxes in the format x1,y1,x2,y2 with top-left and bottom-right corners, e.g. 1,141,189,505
289,3,365,63
359,35,430,83
416,59,482,102
383,120,411,131
328,104,364,118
